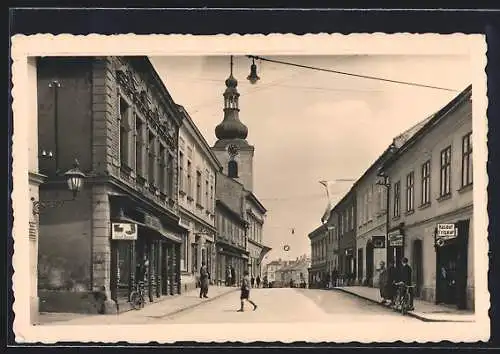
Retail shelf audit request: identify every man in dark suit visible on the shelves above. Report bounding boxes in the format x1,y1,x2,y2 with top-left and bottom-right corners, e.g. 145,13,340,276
400,257,414,310
387,260,398,305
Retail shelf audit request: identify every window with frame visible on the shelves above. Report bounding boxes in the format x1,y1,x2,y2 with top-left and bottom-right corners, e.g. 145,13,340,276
196,171,202,204
462,132,473,187
158,144,166,193
147,132,156,185
350,205,354,230
406,171,414,212
167,154,174,197
421,160,431,205
178,151,185,192
440,146,452,196
119,97,131,167
205,177,209,209
393,181,401,217
210,184,214,213
135,117,143,177
187,161,192,198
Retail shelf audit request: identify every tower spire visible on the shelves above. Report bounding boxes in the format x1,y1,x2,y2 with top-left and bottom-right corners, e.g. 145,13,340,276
214,55,249,143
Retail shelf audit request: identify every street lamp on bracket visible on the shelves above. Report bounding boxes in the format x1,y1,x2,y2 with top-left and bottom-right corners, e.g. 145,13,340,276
31,159,86,216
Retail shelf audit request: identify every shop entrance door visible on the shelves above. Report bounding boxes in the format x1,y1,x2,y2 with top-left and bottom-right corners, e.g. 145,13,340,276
161,242,169,296
357,248,364,285
412,239,423,297
436,243,458,305
366,242,374,286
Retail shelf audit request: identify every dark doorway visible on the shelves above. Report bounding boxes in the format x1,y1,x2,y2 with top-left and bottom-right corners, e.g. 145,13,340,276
366,242,374,286
161,242,169,296
435,219,470,309
412,239,423,297
357,248,364,285
436,243,458,305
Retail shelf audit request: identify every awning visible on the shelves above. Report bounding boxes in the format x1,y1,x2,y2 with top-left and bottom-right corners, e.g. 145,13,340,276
138,223,182,244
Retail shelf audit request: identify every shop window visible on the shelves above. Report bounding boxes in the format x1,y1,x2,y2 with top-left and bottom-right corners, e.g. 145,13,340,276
421,160,431,205
440,146,452,196
462,132,473,187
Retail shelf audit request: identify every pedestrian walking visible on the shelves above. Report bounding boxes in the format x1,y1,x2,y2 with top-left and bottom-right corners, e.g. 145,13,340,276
237,270,258,312
332,268,339,287
226,266,232,287
251,275,255,288
256,275,261,288
400,257,414,310
199,262,209,298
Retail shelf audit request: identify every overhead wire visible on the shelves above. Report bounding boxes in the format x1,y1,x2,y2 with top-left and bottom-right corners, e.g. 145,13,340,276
247,55,460,92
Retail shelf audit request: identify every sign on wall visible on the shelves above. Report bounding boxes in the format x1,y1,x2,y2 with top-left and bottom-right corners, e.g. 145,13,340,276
387,231,403,247
111,223,138,240
372,236,386,248
437,223,458,239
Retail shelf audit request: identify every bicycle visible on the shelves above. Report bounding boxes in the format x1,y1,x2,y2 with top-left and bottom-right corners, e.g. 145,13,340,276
129,281,146,310
394,281,416,315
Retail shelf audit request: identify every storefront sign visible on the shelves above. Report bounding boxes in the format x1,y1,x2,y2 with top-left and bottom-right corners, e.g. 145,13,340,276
437,223,458,239
144,214,162,231
388,231,403,247
112,223,137,240
372,236,386,248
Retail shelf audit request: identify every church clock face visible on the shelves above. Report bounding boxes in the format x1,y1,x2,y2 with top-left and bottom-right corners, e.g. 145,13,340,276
227,144,239,158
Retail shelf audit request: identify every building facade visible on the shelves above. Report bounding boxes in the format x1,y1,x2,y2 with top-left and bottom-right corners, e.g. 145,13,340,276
308,224,328,288
37,57,187,314
381,85,473,310
244,192,270,278
325,210,339,286
334,189,357,284
353,147,392,287
264,259,285,286
177,105,222,292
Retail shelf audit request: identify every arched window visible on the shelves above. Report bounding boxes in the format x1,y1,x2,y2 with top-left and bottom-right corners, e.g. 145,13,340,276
228,160,238,178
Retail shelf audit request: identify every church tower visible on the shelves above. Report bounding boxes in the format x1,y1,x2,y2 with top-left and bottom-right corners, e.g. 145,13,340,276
212,56,255,191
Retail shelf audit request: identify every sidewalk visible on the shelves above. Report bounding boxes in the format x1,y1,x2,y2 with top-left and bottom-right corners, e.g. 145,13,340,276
37,286,237,326
334,286,475,322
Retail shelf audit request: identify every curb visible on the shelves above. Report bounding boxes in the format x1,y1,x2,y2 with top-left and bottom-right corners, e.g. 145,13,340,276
333,287,447,323
149,288,239,319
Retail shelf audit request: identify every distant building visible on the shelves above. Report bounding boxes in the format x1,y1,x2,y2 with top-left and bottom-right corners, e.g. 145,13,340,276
264,259,285,285
308,224,329,288
380,85,473,310
275,256,311,287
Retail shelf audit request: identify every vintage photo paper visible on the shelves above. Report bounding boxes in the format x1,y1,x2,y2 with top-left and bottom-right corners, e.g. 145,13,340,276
11,33,489,343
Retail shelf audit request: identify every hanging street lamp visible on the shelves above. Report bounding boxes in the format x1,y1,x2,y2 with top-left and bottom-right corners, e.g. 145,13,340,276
31,159,86,215
246,57,260,85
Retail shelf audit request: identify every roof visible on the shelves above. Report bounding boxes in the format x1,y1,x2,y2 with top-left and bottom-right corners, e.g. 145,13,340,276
245,190,267,214
382,84,472,169
308,223,328,240
215,199,248,227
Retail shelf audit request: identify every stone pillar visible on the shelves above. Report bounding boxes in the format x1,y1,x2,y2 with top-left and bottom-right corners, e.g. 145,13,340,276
91,185,117,313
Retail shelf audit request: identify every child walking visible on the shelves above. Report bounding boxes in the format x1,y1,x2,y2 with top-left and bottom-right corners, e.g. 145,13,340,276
237,270,258,312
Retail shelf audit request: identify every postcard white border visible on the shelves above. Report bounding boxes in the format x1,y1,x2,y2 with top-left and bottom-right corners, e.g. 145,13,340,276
11,33,489,343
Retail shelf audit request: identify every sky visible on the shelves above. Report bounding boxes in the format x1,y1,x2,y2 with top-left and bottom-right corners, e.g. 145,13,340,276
150,53,471,264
